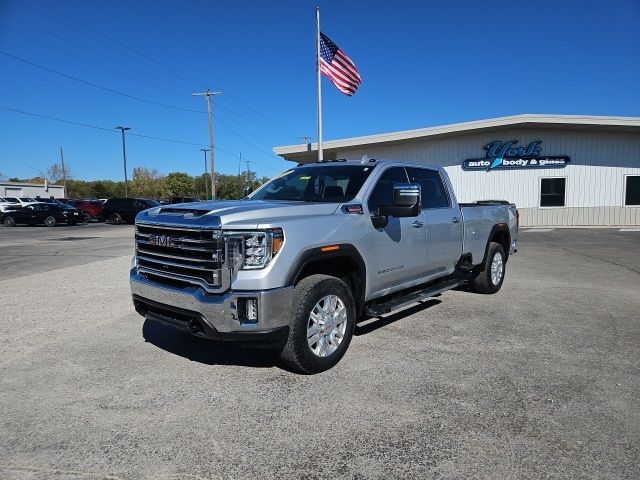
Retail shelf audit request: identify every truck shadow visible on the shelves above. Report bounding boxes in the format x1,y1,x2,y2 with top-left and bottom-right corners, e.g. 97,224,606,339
142,319,283,369
354,299,441,336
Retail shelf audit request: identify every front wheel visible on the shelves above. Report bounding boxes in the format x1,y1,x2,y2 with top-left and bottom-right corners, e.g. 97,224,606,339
280,274,356,374
471,242,506,294
3,216,16,227
82,212,91,223
44,215,57,227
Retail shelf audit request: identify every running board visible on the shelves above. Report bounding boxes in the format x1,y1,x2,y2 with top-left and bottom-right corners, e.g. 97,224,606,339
365,279,463,317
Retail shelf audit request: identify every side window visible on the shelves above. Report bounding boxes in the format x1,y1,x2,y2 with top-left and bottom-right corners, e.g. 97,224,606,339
625,175,640,206
367,167,408,214
406,167,450,209
540,178,566,207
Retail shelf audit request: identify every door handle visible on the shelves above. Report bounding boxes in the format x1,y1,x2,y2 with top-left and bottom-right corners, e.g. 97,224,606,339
451,217,461,224
411,220,424,228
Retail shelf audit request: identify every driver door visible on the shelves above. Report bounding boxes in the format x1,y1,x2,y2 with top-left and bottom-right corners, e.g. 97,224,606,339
365,166,427,297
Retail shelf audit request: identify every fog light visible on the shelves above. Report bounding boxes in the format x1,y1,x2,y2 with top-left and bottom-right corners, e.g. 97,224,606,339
246,298,258,322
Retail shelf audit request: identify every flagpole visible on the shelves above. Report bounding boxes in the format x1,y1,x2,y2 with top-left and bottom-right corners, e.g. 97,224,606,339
316,6,323,162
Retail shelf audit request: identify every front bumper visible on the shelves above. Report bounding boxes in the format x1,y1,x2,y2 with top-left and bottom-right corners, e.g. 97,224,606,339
129,269,293,341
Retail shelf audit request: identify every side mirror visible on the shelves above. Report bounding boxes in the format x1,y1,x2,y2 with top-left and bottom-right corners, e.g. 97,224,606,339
378,183,421,217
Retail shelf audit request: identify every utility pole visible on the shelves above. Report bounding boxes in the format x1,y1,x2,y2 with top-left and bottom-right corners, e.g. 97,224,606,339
115,126,131,197
59,147,67,197
200,148,210,200
238,152,242,176
192,89,222,199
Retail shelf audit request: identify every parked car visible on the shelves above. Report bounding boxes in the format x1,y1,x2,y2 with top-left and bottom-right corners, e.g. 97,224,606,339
0,197,23,213
130,159,519,373
1,196,39,209
34,197,68,206
72,200,104,223
102,198,160,224
1,202,81,227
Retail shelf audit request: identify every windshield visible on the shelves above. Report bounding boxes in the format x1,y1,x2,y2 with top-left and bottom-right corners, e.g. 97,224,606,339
249,165,375,203
20,197,36,202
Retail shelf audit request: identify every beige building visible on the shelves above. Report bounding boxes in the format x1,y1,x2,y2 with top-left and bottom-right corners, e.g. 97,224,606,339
274,114,640,227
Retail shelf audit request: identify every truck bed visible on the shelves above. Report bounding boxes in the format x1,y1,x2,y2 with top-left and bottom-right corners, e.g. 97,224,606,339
460,203,518,265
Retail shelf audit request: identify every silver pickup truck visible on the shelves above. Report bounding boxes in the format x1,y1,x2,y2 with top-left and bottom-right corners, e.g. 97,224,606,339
130,160,518,373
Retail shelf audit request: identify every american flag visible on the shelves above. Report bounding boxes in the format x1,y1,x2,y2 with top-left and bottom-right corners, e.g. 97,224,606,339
319,32,361,96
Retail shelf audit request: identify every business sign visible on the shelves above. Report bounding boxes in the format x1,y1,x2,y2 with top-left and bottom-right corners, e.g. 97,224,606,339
462,140,571,171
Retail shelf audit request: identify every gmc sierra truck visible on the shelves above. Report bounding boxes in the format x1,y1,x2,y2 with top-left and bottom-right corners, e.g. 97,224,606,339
130,160,518,373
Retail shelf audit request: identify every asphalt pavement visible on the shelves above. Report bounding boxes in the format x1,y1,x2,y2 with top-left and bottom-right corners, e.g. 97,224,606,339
0,224,639,479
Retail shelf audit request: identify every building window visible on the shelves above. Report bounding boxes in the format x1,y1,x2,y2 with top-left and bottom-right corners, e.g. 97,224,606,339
540,178,566,207
625,176,640,206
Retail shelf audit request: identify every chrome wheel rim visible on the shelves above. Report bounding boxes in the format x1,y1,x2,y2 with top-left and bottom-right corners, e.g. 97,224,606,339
45,216,55,227
307,294,348,358
490,251,504,285
4,217,15,226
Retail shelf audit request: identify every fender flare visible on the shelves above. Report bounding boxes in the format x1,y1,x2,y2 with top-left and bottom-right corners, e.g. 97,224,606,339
480,224,511,265
284,243,366,286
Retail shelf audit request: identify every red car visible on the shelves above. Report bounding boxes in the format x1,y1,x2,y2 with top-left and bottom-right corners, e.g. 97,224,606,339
71,200,104,223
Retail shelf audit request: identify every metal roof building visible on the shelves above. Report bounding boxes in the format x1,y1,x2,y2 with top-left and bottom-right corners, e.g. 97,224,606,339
0,181,65,200
274,114,640,227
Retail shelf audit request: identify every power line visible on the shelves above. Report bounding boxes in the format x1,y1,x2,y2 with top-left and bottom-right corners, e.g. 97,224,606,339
0,7,194,94
2,26,190,97
0,50,206,114
25,0,304,138
0,106,207,146
27,0,209,89
0,106,285,172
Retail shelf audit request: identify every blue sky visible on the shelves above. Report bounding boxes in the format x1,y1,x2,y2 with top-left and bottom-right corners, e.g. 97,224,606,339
1,0,639,181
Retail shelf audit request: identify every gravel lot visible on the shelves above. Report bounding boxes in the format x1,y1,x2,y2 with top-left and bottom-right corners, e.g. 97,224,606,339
1,224,639,479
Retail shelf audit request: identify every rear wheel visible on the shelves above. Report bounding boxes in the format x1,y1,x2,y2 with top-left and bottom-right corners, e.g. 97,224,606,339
471,242,505,294
109,213,122,225
44,215,57,227
3,216,16,227
280,274,355,374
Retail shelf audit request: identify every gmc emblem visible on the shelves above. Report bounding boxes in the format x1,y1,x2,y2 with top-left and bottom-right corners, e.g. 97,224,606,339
149,235,179,248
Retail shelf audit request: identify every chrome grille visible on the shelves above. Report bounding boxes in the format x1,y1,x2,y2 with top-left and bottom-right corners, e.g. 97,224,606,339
135,223,223,290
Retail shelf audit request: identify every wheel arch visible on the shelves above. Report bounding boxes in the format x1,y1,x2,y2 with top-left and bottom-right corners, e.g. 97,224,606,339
480,224,511,265
284,244,366,317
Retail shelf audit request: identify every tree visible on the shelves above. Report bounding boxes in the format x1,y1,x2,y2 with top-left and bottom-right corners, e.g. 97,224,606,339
131,167,164,198
162,172,195,197
66,179,91,198
47,162,72,183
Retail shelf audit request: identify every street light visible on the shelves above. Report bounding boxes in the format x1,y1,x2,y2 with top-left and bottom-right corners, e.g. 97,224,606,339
200,148,210,200
115,126,131,197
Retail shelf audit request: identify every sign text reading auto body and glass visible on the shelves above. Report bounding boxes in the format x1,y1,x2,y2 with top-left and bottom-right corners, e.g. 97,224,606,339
462,140,571,171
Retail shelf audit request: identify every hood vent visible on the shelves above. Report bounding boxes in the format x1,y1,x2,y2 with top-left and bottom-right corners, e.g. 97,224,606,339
158,207,209,217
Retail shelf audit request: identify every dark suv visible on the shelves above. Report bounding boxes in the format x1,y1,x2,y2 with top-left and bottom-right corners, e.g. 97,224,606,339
101,198,159,224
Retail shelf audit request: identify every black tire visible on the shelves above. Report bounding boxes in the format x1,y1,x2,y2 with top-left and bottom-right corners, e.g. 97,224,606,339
109,213,122,225
471,242,506,294
280,274,356,374
82,212,91,223
44,215,57,227
3,216,16,227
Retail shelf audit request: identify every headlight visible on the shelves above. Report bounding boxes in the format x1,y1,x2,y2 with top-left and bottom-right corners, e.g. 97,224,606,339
224,228,283,270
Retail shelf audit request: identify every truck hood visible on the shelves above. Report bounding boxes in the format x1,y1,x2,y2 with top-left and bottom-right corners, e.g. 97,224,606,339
137,200,340,229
